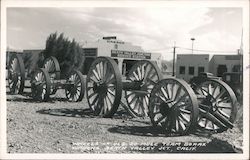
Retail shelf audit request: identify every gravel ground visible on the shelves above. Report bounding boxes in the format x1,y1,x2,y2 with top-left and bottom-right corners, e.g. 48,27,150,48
6,87,243,154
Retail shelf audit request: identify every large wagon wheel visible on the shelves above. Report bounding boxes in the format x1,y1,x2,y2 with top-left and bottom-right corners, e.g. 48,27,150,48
65,70,85,102
31,68,51,101
125,60,162,117
8,54,25,94
149,78,199,135
43,56,60,94
86,57,122,117
195,79,237,133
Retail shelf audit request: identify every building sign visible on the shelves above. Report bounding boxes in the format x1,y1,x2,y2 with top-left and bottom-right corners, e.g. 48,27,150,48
83,48,97,57
111,50,151,59
107,40,125,44
225,55,241,60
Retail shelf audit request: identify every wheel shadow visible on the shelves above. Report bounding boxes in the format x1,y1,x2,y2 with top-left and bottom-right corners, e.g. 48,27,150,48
6,93,70,103
36,108,135,119
108,125,184,137
6,97,69,103
36,108,96,118
7,97,39,103
107,125,216,138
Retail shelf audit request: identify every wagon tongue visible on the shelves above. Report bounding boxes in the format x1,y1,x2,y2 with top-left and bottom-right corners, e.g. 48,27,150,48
213,111,234,129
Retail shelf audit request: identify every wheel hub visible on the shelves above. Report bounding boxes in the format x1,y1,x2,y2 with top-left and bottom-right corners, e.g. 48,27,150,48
68,85,77,94
201,95,217,112
94,82,108,95
10,72,19,82
159,102,171,117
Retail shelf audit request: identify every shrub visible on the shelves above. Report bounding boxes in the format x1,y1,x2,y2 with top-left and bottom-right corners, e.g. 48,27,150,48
43,32,85,78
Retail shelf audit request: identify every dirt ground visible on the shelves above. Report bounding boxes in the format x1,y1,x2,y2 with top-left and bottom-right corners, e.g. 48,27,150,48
6,87,244,154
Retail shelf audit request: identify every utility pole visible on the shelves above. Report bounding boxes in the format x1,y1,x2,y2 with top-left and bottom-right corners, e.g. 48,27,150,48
191,38,195,54
172,42,176,77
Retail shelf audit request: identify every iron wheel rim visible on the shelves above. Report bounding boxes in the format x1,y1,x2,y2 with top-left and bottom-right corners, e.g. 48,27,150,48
65,70,85,102
125,60,162,117
195,79,237,133
149,78,199,135
43,56,60,94
86,57,122,117
31,68,51,101
8,54,25,94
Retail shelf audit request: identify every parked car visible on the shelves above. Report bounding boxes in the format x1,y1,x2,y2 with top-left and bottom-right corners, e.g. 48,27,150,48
222,72,243,103
189,71,242,103
189,72,221,87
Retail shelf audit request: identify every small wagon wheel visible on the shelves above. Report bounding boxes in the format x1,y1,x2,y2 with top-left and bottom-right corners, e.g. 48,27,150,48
43,56,60,94
195,79,237,133
86,57,122,118
8,54,25,94
31,68,51,101
125,60,162,117
149,78,199,135
65,70,85,102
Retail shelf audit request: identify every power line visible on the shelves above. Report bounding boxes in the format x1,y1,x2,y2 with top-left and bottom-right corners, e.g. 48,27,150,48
145,46,237,54
145,46,173,52
176,46,236,53
161,52,174,54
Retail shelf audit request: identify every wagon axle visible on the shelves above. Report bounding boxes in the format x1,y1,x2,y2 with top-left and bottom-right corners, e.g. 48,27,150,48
86,57,162,118
7,53,238,136
31,57,85,102
7,55,85,102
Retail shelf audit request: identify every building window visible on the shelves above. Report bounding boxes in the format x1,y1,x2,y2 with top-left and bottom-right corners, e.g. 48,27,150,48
232,65,241,72
179,66,185,74
189,66,194,75
217,65,227,77
198,67,205,74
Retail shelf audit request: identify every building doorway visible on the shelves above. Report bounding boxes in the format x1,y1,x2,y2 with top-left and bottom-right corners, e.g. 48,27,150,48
83,57,96,75
217,65,227,77
123,60,137,76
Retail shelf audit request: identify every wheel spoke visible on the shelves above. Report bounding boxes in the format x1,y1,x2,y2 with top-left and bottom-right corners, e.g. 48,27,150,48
88,92,97,99
155,115,166,124
179,108,191,114
91,94,99,106
160,87,169,100
179,113,190,123
107,89,115,97
217,105,232,110
174,85,182,101
199,110,227,129
199,103,211,111
92,69,101,81
212,84,219,97
173,93,188,107
214,89,226,100
127,94,138,105
217,97,230,104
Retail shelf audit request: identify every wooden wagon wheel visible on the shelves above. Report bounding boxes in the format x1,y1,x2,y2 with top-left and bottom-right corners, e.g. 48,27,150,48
65,70,85,102
31,68,51,101
43,56,60,94
8,54,25,94
195,79,237,133
149,78,199,135
86,57,122,117
125,60,162,117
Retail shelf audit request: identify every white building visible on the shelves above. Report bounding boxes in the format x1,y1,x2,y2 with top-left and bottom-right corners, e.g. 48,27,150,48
176,54,210,82
209,55,242,77
82,36,162,75
176,54,242,82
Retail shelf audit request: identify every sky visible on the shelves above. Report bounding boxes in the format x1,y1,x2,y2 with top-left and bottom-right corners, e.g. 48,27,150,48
7,7,242,60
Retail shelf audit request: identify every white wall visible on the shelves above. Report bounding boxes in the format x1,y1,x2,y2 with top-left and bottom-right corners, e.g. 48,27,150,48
83,38,162,73
209,55,242,76
176,54,210,82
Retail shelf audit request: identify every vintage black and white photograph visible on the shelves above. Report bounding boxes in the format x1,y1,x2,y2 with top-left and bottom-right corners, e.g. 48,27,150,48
1,0,249,159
